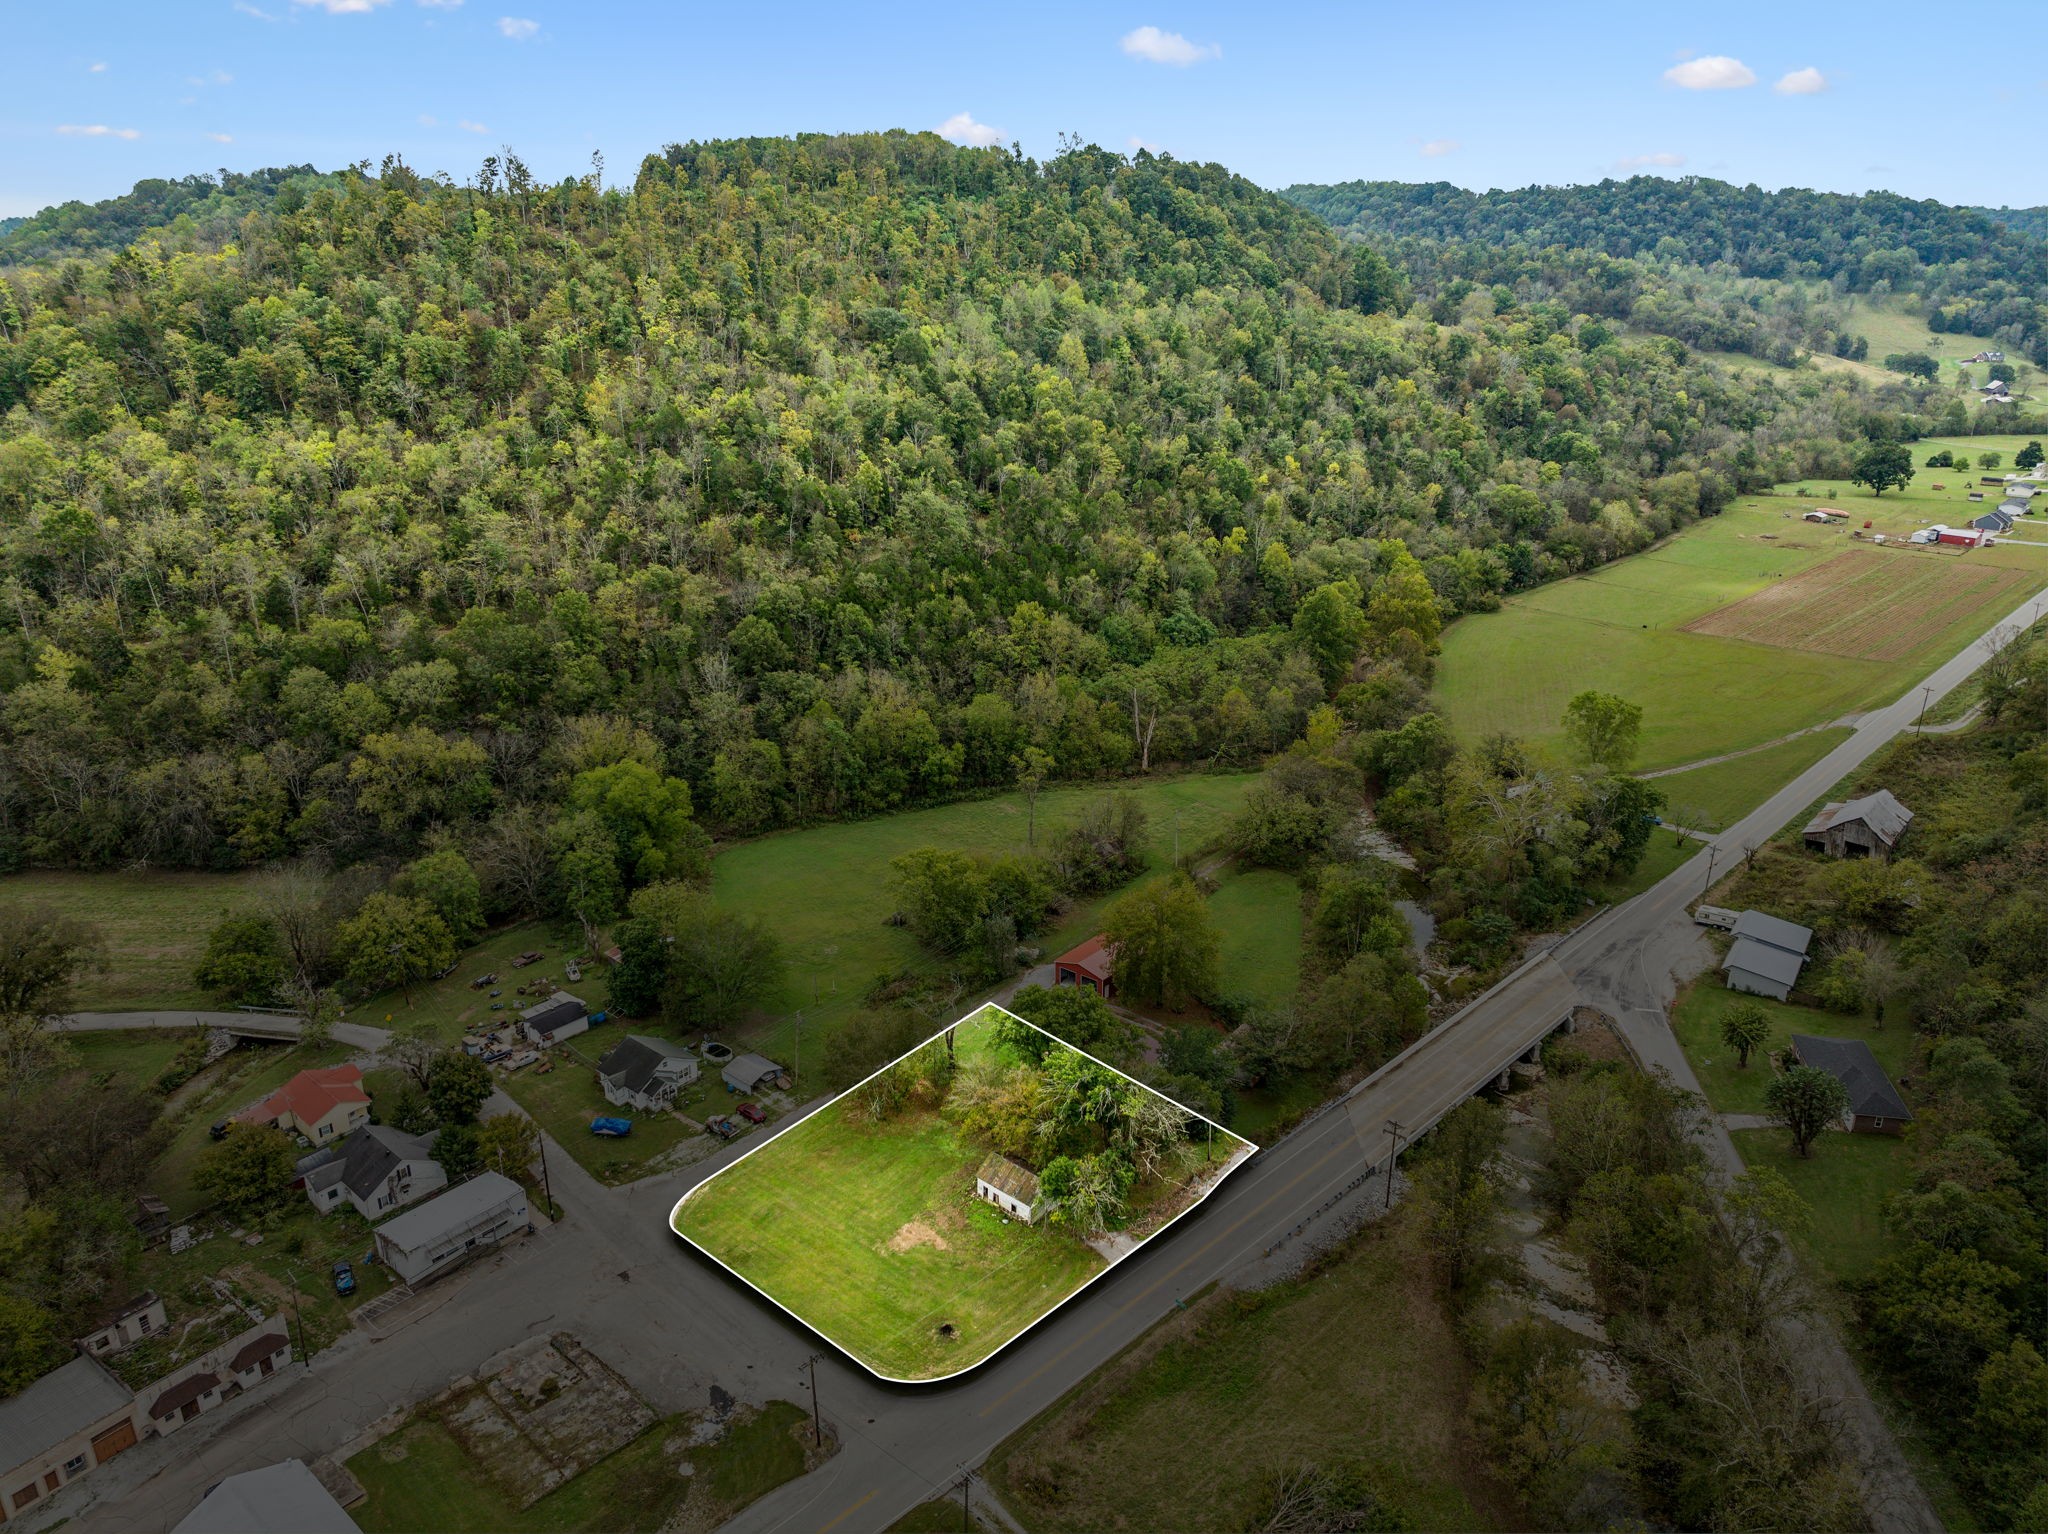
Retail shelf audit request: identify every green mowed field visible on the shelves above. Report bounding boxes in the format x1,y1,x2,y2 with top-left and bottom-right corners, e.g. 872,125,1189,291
1842,295,2007,383
674,1008,1250,1380
712,772,1258,1064
1670,980,1913,1118
1650,727,1855,831
1208,869,1303,1011
1436,492,2042,769
0,868,264,1010
496,1045,715,1184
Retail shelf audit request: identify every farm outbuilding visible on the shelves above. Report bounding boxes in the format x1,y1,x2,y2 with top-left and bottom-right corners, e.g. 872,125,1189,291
518,993,589,1046
975,1153,1055,1223
1802,790,1913,860
1730,910,1812,958
1787,1035,1913,1135
1723,938,1804,1002
1052,935,1116,1000
720,1054,789,1094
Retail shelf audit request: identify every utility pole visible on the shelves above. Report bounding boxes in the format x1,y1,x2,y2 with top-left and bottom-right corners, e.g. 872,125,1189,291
1917,683,1934,730
1703,844,1719,892
536,1128,554,1215
801,1353,823,1447
1382,1120,1405,1210
959,1469,974,1532
283,1265,309,1370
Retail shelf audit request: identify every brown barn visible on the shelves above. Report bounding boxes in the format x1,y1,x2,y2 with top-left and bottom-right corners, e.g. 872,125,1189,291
1052,935,1116,1001
1802,790,1912,861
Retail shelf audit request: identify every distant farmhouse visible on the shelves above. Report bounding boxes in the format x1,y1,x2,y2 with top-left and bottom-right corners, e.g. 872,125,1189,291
1802,790,1913,861
975,1153,1055,1223
1968,349,2006,364
1788,1035,1913,1135
1722,910,1813,1003
598,1035,699,1111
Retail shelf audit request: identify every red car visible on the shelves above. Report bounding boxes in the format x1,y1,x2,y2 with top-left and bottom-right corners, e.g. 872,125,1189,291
736,1102,766,1124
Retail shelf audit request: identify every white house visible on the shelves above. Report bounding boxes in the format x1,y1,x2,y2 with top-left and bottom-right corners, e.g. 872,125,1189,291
172,1459,358,1534
519,993,590,1047
300,1125,448,1221
372,1172,530,1285
975,1154,1055,1224
75,1293,168,1358
0,1357,143,1522
144,1322,291,1439
596,1035,699,1112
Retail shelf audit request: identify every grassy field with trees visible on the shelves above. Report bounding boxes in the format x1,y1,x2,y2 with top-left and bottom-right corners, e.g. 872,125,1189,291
673,1005,1250,1380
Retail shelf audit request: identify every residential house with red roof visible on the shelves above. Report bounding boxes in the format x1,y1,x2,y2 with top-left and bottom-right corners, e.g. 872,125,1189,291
237,1064,370,1145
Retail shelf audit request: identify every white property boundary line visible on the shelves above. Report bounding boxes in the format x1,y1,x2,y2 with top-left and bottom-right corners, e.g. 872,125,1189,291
667,1000,1258,1384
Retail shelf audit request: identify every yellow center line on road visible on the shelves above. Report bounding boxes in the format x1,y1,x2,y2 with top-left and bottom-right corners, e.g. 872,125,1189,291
816,1488,878,1532
977,1129,1365,1416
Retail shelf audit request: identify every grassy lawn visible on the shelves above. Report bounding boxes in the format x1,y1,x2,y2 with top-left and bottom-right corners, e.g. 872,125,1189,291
673,1006,1251,1381
349,918,582,1043
889,1500,987,1533
153,1037,363,1215
1231,1071,1329,1143
1730,1126,1910,1283
1650,727,1855,829
496,1045,714,1184
1435,492,2039,771
1670,980,1914,1117
1590,831,1694,904
349,1400,815,1534
1208,869,1302,1011
986,1209,1501,1532
714,773,1258,1065
65,1027,190,1086
1842,295,2009,385
0,868,264,1010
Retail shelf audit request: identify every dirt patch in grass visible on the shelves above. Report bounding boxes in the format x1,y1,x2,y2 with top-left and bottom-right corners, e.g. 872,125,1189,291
886,1219,950,1253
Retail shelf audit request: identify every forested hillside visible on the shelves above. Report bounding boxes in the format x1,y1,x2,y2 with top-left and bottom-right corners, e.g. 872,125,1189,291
0,164,329,265
0,133,1874,891
1974,205,2048,241
1288,176,2048,367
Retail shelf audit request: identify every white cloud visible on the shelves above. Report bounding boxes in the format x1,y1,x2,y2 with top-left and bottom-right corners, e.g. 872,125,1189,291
458,118,488,133
418,0,463,7
88,61,107,72
292,0,393,11
1120,25,1220,66
205,132,234,143
1419,138,1460,157
57,124,142,140
1774,66,1828,95
1128,134,1164,154
1663,54,1755,89
497,15,537,38
187,68,234,86
233,0,278,16
1615,151,1686,170
937,111,1004,147
417,112,439,126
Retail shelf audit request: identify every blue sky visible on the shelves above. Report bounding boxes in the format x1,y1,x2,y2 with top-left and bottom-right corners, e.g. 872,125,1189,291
3,0,2038,219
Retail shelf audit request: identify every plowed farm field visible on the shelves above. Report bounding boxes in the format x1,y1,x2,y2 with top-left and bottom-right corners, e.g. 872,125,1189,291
1682,550,2032,661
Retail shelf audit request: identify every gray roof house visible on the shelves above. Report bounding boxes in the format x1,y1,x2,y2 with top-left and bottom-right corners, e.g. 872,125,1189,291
720,1053,789,1094
1789,1035,1914,1134
1730,910,1812,958
975,1154,1055,1223
1723,938,1805,1002
1802,790,1914,860
0,1356,142,1521
519,992,590,1046
371,1171,530,1285
300,1124,447,1221
597,1035,699,1112
171,1459,358,1534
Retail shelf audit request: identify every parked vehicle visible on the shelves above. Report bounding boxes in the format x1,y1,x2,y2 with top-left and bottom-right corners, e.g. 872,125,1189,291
706,1116,739,1140
510,950,544,968
737,1102,766,1124
332,1261,356,1297
209,1120,229,1141
469,972,498,989
590,1116,633,1137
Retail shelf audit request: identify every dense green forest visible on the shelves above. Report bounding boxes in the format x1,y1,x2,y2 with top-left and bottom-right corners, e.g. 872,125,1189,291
1974,205,2048,241
0,133,1884,898
0,164,329,266
1287,176,2048,368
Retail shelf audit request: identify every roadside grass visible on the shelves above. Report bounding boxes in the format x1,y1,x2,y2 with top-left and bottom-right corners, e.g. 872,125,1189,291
0,868,263,1010
888,1500,987,1533
64,1027,189,1087
1588,833,1693,905
1650,727,1856,830
1207,869,1303,1012
714,773,1258,1065
1730,1126,1909,1283
495,1044,714,1185
985,1208,1503,1532
348,1400,815,1534
1230,1071,1328,1143
1670,979,1914,1118
1435,492,2039,770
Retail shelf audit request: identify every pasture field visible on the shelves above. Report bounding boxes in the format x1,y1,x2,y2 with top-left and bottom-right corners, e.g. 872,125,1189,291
1842,295,2008,384
671,1005,1252,1381
1436,492,2045,769
0,868,263,1010
1208,869,1304,1011
1682,551,2031,661
1652,727,1855,830
712,772,1259,1064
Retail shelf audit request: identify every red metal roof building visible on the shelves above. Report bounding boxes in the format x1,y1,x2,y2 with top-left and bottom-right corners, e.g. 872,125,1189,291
1052,935,1116,1001
237,1064,370,1144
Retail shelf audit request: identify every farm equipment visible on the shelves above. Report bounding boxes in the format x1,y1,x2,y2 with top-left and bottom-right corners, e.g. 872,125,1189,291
590,1117,633,1137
